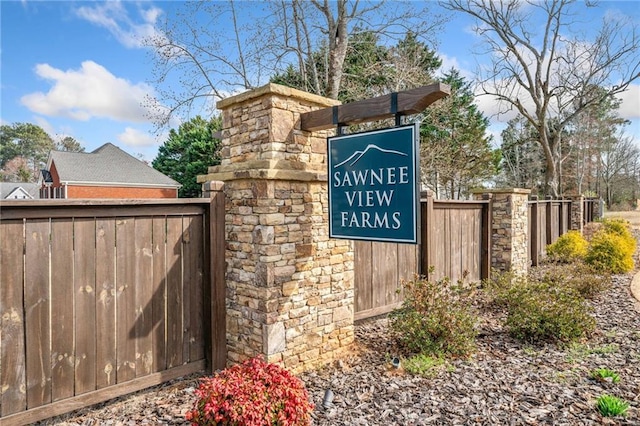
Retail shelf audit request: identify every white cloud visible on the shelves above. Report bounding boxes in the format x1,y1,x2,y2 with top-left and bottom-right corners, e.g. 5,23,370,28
21,61,156,123
436,53,474,81
74,1,163,49
117,127,158,148
617,84,640,120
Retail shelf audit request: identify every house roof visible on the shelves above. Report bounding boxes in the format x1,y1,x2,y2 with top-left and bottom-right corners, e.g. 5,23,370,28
47,143,180,188
0,182,39,199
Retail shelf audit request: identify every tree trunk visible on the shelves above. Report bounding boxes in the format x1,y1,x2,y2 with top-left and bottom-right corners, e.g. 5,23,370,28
325,1,349,99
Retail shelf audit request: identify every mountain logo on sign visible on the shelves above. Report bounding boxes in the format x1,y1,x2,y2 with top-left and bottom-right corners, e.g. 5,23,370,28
333,144,407,168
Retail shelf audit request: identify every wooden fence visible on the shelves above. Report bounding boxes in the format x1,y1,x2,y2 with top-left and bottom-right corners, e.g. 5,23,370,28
583,197,602,224
354,195,491,320
0,198,225,425
528,198,572,266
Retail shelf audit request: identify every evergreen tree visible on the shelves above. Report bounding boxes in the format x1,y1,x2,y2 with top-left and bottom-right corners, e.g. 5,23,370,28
152,116,222,198
421,69,497,199
0,122,55,182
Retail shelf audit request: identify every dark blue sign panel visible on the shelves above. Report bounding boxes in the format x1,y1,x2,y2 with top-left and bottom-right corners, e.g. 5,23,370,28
328,125,419,244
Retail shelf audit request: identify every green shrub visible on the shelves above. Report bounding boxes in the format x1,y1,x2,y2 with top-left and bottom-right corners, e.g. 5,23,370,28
389,276,477,357
185,357,313,426
585,231,634,274
596,394,629,417
402,353,447,378
501,279,595,343
537,261,611,299
546,230,589,262
602,218,635,242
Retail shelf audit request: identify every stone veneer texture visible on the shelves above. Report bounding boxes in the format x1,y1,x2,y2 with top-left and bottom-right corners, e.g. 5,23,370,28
199,84,354,373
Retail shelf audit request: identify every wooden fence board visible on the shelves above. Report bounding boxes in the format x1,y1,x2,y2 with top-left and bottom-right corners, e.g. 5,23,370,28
0,220,27,415
166,217,184,368
181,216,193,364
74,218,97,395
134,218,154,377
50,219,75,401
151,217,167,373
188,215,205,362
354,241,372,314
95,219,116,389
24,219,51,409
115,218,136,383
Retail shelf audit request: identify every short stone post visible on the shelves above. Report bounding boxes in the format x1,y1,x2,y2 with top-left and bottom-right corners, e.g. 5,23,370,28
475,189,531,275
569,195,584,232
198,83,354,373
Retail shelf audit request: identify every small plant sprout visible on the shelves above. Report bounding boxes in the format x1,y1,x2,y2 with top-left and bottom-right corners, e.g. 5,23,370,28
402,353,447,378
591,368,621,384
596,394,629,417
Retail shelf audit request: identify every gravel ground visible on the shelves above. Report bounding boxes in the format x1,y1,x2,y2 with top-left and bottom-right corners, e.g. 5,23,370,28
40,265,640,426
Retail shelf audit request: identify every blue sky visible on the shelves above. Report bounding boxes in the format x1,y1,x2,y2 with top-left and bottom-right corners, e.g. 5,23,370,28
1,1,639,162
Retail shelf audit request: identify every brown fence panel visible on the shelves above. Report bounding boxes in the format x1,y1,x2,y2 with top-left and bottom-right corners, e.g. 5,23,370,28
0,199,220,425
354,195,490,321
528,199,573,266
354,240,418,321
421,198,489,284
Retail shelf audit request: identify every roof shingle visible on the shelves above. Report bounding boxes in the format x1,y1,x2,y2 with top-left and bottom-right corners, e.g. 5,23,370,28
49,143,179,188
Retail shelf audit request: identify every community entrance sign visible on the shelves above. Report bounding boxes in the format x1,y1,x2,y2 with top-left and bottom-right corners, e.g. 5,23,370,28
328,124,419,244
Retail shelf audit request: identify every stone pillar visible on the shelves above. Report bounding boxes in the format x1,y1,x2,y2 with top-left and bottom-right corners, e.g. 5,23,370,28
198,83,354,373
476,189,531,275
569,195,584,232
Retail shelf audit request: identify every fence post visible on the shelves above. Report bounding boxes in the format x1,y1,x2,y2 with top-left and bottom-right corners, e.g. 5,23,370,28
545,196,553,246
570,195,584,231
480,193,492,280
420,190,434,279
476,188,531,275
203,180,227,371
530,196,539,267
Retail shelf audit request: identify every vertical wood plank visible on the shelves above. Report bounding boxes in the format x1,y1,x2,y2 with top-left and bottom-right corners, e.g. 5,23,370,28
166,217,184,368
181,216,193,364
432,208,446,281
152,217,167,373
74,218,97,395
0,220,27,415
481,196,492,280
396,242,417,304
24,219,51,408
450,209,462,282
354,241,372,313
95,219,116,389
134,218,154,377
384,243,399,307
187,215,205,362
50,219,75,401
210,188,227,371
115,218,136,383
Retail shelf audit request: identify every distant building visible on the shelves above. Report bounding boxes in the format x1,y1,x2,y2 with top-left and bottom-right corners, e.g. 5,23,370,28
40,143,180,199
0,182,39,200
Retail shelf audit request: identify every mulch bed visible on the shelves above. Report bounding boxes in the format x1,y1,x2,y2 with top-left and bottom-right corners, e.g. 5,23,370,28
40,268,640,425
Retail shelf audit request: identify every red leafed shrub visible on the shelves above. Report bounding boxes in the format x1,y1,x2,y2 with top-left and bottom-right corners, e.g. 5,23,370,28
185,357,314,426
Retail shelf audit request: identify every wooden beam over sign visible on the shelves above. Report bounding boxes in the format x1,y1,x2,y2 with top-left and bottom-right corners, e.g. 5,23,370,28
299,82,450,132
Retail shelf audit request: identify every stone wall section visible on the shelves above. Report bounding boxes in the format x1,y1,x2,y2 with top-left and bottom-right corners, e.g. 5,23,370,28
569,195,584,232
477,189,531,275
199,84,354,373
